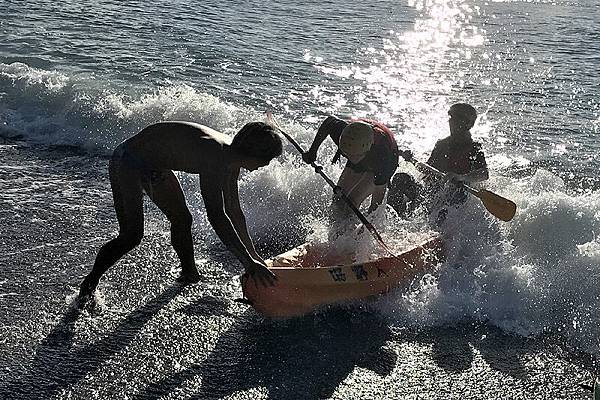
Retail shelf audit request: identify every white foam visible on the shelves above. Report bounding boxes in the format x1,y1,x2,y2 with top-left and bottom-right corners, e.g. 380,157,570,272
378,170,600,353
0,62,69,91
0,62,255,153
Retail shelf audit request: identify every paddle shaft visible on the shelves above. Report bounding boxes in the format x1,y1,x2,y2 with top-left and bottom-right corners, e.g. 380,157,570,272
412,159,479,195
411,158,517,222
267,114,397,257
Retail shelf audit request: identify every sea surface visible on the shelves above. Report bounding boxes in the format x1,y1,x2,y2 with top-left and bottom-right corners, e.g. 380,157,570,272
1,0,599,399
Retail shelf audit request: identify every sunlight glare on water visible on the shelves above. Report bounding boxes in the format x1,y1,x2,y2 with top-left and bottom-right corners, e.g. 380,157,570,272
311,0,487,158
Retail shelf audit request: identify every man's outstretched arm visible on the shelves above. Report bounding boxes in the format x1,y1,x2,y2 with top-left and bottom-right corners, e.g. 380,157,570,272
199,171,276,287
449,148,489,183
368,185,387,213
223,171,263,263
457,167,489,183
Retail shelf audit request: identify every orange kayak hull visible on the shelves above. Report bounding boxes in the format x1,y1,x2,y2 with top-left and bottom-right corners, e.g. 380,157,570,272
242,236,445,318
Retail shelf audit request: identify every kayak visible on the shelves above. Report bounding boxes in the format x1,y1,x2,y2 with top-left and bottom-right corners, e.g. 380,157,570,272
241,236,445,318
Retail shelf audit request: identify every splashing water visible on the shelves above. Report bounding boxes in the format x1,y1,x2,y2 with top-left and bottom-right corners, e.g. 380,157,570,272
376,169,600,354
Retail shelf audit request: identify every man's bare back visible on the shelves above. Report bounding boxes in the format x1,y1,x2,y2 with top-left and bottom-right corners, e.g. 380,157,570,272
123,121,230,173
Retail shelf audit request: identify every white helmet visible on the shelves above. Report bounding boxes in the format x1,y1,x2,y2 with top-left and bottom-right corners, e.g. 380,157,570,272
339,121,374,157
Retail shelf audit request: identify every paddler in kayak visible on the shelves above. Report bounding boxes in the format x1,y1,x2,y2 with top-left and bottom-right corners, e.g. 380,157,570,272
388,103,488,224
77,121,282,307
424,103,489,224
427,103,488,185
302,116,410,235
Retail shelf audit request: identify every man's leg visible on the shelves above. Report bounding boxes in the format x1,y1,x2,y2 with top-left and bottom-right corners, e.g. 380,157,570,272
334,168,376,214
328,168,375,239
142,170,199,282
79,160,144,300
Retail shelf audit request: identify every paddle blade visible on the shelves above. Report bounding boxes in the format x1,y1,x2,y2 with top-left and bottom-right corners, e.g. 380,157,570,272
476,189,517,222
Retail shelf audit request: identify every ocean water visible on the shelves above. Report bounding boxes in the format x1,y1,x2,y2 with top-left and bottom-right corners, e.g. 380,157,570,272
1,0,600,398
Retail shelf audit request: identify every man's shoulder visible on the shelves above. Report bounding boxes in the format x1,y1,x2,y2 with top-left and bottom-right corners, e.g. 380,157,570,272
162,121,230,145
434,136,452,148
161,121,220,135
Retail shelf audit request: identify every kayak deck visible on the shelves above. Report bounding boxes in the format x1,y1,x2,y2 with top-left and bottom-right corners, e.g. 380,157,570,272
242,236,445,318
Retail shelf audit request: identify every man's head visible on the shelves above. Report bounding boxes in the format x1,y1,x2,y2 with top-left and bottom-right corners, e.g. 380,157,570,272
339,121,374,164
448,103,477,137
231,122,283,170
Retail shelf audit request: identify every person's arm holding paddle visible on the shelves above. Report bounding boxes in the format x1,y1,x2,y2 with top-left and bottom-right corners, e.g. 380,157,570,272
445,167,488,184
367,149,400,213
368,185,387,213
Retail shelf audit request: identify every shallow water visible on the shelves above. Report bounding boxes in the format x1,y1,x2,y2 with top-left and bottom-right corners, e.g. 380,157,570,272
0,141,596,399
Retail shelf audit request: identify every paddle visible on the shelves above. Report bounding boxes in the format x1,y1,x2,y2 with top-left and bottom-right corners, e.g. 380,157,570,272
266,112,398,258
410,158,517,222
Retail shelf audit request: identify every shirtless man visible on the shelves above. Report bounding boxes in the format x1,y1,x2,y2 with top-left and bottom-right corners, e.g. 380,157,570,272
77,121,282,305
302,117,401,226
